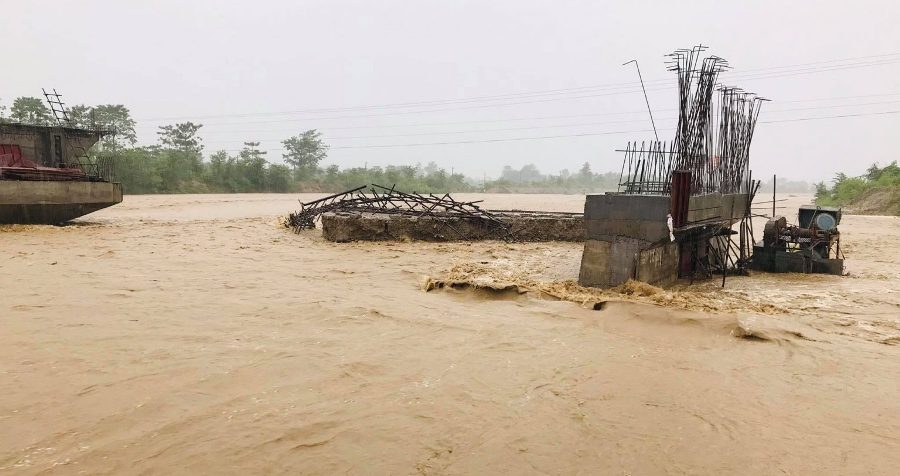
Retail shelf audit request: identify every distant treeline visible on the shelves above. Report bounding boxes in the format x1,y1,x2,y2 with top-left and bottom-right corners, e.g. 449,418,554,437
108,148,619,195
0,96,624,194
0,95,816,195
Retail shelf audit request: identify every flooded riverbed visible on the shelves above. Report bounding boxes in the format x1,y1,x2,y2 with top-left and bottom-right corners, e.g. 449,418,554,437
1,193,898,474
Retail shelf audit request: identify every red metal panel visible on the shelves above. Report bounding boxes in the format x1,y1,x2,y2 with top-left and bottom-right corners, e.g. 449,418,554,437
1,144,48,170
0,144,34,167
670,170,691,228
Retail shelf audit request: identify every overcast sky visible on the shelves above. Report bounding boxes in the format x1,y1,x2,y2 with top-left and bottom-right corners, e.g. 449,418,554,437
4,0,898,181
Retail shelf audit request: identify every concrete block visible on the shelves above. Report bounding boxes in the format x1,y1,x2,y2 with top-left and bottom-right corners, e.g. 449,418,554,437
584,218,670,243
578,236,647,287
584,194,670,221
686,193,750,224
578,239,611,287
635,242,679,285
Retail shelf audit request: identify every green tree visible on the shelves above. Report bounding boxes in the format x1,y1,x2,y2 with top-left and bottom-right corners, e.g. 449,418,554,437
876,161,900,186
519,163,543,182
158,148,200,191
91,105,137,149
110,147,164,194
0,98,7,122
9,97,52,125
423,162,440,175
832,172,848,186
238,141,268,190
266,164,292,192
205,150,231,190
68,105,92,129
325,164,340,181
865,163,883,182
156,122,204,187
158,122,204,155
579,161,592,177
282,129,329,178
814,182,830,202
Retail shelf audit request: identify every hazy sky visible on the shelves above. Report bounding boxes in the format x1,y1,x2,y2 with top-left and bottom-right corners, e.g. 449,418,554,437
4,0,899,181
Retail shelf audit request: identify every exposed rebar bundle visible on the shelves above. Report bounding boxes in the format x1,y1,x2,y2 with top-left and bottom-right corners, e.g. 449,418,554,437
618,45,766,196
714,86,766,195
669,47,728,194
617,140,676,194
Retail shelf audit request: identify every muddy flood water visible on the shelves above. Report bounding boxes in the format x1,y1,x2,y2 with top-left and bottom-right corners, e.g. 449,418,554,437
2,193,899,475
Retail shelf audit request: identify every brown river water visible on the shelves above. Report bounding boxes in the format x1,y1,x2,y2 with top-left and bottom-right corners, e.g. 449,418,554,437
1,193,898,475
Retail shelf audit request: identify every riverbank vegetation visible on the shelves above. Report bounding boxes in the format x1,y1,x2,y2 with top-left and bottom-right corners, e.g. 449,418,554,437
815,162,900,215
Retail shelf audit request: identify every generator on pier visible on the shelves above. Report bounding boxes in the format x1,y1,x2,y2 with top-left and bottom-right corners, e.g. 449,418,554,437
751,205,844,275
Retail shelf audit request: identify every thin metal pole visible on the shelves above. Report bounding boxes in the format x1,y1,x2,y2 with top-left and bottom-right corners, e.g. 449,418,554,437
772,174,776,218
623,59,659,141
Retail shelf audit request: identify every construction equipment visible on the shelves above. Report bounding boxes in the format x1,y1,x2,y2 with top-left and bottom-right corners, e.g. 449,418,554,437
751,205,844,275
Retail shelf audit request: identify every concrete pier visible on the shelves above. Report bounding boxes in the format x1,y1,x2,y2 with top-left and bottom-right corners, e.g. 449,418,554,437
0,180,123,224
321,211,584,242
578,192,749,288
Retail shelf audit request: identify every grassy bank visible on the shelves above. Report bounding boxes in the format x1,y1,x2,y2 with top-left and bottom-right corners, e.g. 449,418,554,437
815,162,900,215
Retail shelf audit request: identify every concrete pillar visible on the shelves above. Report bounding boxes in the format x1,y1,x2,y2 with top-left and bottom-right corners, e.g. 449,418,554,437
578,194,677,288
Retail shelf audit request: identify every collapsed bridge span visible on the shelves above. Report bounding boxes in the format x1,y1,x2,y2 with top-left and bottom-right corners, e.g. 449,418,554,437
285,184,584,242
